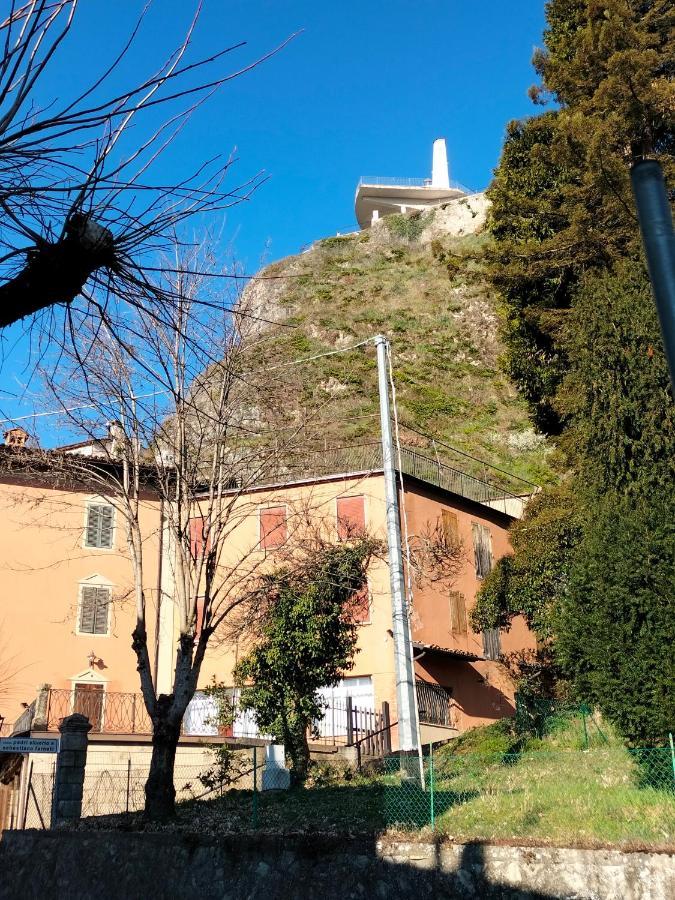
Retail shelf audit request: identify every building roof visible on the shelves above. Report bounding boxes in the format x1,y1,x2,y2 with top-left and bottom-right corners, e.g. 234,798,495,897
412,641,484,663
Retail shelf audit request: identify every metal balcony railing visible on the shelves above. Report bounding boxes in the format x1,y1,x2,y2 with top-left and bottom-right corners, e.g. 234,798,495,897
416,679,454,727
358,175,472,193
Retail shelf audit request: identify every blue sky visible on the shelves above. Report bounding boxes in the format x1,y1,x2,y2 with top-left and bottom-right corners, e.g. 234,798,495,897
0,0,547,433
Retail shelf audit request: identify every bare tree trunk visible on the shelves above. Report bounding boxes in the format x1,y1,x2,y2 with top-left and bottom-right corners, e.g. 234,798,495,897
145,697,181,821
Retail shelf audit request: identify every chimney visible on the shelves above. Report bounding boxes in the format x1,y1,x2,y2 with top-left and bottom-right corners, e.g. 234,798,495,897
4,426,28,448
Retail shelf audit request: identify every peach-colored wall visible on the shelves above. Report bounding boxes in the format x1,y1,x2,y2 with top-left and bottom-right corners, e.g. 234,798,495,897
402,478,536,730
0,476,160,730
190,473,399,719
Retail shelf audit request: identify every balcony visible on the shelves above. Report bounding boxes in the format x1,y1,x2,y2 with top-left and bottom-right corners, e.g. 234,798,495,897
416,679,454,727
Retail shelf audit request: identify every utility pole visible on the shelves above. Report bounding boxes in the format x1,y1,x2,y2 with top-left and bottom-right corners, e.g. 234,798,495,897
374,334,420,753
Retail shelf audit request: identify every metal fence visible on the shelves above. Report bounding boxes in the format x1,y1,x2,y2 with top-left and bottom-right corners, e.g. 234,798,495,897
15,743,675,849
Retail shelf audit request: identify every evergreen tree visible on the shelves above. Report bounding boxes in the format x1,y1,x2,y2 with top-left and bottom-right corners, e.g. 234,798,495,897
555,492,675,746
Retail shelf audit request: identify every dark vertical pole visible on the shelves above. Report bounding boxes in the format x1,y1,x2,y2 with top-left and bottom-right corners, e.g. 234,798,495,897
382,701,391,755
252,746,258,828
346,696,354,746
126,759,131,813
630,159,675,391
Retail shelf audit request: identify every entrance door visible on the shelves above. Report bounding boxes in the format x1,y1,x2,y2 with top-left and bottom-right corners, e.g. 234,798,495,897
73,683,104,731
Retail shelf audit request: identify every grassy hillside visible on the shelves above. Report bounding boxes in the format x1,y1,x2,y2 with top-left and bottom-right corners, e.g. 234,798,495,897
242,205,551,487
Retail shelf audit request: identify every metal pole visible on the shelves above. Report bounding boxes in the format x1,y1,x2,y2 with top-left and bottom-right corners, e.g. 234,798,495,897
429,743,435,831
126,759,131,814
669,733,675,789
252,746,258,828
630,159,675,391
375,335,420,754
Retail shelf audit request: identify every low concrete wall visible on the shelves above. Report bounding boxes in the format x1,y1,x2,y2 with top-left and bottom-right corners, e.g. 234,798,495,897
1,831,673,900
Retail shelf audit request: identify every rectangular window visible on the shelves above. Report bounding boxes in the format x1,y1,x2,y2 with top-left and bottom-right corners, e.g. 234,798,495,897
472,523,493,579
79,585,111,635
337,495,366,541
441,510,459,547
84,503,114,549
73,683,104,730
482,627,501,661
189,517,210,560
260,506,287,550
449,591,467,634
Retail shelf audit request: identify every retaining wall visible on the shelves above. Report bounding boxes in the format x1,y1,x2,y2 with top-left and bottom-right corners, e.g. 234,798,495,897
1,830,673,899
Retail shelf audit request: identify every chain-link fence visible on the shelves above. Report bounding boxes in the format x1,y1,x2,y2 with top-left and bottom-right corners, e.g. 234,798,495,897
14,740,675,849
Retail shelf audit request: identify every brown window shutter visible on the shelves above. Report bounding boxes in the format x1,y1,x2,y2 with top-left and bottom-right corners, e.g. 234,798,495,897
441,510,459,547
73,683,104,730
449,591,467,634
337,496,366,541
472,523,493,579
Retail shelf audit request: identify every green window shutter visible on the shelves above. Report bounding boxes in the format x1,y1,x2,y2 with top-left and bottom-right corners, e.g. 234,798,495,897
79,586,97,632
85,504,114,548
79,586,110,634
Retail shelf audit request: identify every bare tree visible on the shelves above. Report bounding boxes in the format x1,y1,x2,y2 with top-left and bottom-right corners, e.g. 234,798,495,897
0,1,293,338
34,241,342,819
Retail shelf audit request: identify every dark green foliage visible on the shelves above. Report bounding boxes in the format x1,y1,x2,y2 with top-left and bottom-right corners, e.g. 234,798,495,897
555,493,675,746
234,538,377,782
472,483,582,640
559,259,675,495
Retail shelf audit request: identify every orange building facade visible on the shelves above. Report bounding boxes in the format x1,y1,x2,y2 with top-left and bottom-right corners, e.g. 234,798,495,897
0,443,535,752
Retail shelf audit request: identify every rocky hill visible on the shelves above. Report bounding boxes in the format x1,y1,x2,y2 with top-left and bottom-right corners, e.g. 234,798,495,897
239,195,550,489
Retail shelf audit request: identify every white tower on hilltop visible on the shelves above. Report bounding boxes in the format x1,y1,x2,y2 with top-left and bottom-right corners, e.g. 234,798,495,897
431,138,450,189
355,138,466,229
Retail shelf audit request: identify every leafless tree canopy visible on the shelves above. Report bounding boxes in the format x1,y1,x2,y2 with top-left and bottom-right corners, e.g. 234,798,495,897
0,1,292,339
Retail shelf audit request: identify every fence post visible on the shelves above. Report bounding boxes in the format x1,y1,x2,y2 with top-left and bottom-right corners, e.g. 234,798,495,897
382,702,391,755
52,714,91,827
581,707,589,750
32,684,51,730
252,746,258,828
669,733,675,788
125,759,131,814
346,697,354,745
429,743,435,832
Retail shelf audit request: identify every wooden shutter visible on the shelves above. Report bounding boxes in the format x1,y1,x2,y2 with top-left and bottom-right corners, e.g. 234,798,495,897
482,627,501,660
85,504,114,549
73,683,104,730
449,591,467,634
441,510,459,547
260,506,287,549
337,496,366,541
79,586,110,635
472,523,493,579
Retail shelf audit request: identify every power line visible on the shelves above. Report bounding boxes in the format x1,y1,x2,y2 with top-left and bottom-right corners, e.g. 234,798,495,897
0,339,377,427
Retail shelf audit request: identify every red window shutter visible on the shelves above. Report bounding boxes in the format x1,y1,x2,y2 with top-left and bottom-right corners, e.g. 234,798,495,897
337,496,365,541
260,506,287,549
350,585,371,624
190,517,210,560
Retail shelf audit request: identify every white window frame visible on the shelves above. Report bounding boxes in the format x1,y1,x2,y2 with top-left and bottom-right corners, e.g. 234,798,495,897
75,575,113,638
82,497,117,552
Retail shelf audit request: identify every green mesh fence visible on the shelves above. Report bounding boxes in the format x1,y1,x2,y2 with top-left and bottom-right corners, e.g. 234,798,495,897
22,743,675,849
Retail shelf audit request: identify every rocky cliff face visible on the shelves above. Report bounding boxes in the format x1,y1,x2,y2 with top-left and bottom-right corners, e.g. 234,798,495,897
237,194,549,487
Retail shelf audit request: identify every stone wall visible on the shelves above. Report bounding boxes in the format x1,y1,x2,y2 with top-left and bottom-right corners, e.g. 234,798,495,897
1,831,673,900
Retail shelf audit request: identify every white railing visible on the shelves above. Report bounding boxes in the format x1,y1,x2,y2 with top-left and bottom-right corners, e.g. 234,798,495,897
359,175,472,193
